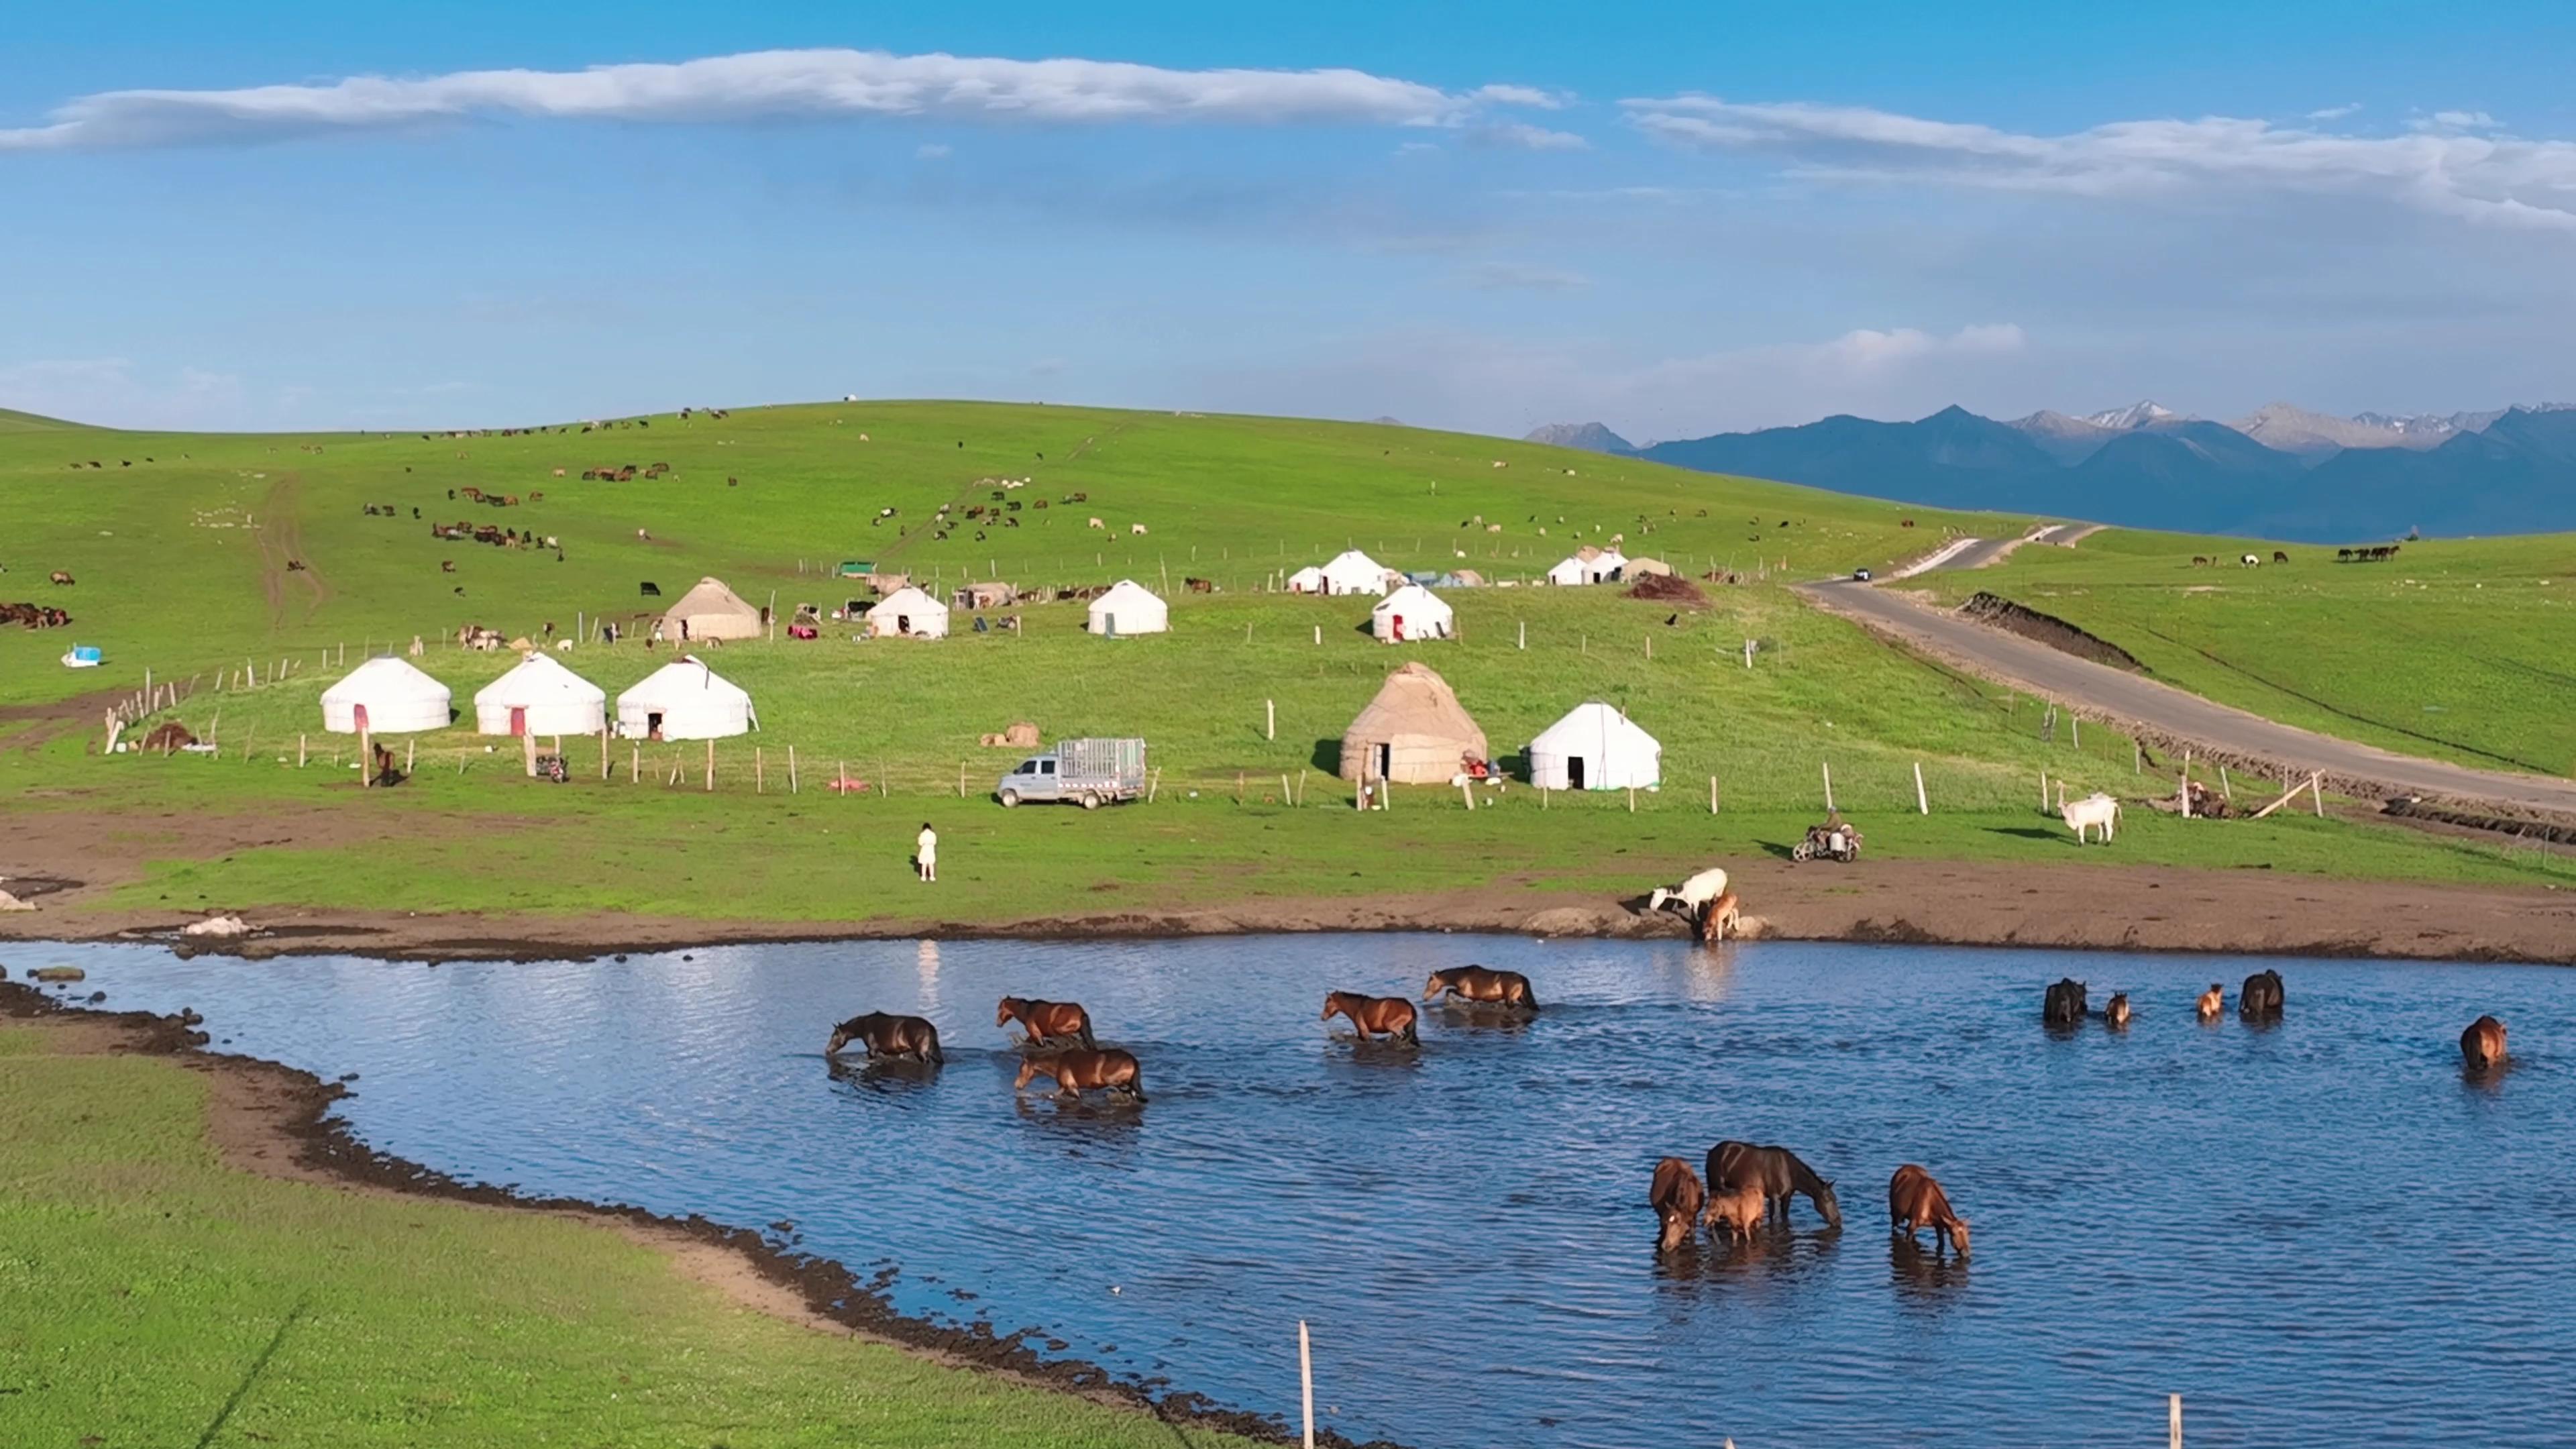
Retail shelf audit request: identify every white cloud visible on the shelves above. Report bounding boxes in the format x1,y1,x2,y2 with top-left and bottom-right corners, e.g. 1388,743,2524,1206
0,48,1547,151
2416,109,2499,131
1460,261,1592,291
1464,121,1589,152
2307,103,2362,121
916,142,952,159
1472,85,1570,111
1621,95,2576,231
1393,140,1442,158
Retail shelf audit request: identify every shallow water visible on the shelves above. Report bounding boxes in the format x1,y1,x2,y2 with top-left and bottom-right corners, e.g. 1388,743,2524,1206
32,936,2576,1448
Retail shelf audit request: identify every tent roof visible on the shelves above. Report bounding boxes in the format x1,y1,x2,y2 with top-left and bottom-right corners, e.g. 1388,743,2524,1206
1093,579,1164,608
1373,582,1451,615
1325,549,1386,572
619,655,750,706
868,585,947,615
474,651,604,706
321,655,449,704
663,576,757,619
1531,700,1660,753
1345,661,1486,751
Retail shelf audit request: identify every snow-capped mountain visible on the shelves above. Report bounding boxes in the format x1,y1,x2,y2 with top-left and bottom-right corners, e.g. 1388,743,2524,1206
2081,400,2181,430
2230,402,2447,458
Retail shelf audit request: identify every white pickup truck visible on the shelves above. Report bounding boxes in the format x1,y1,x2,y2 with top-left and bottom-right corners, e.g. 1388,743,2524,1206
995,737,1148,809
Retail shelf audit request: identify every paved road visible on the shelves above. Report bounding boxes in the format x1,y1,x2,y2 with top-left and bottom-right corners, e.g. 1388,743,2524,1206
1800,578,2576,819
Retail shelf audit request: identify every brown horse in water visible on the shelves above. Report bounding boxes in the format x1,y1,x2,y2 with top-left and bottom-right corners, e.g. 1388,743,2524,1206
1322,991,1419,1044
1421,966,1540,1012
1888,1164,1970,1254
997,996,1095,1049
2104,993,2131,1030
2197,983,2224,1022
1649,1157,1705,1253
824,1011,943,1063
1702,1178,1768,1246
1707,1140,1841,1227
1015,1048,1146,1103
2461,1015,2508,1073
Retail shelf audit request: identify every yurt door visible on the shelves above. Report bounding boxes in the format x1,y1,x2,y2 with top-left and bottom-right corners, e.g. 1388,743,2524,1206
508,706,527,737
353,703,369,732
1391,614,1405,641
1568,756,1587,790
1375,743,1392,780
647,711,665,742
1104,614,1117,639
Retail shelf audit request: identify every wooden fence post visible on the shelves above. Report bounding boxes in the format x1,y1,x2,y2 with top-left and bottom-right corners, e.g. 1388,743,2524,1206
1914,761,1928,815
1266,698,1275,741
756,747,765,794
788,745,798,794
1709,775,1718,814
2169,1393,2182,1449
706,739,716,791
1821,761,1835,813
2310,771,2324,816
1298,1320,1316,1449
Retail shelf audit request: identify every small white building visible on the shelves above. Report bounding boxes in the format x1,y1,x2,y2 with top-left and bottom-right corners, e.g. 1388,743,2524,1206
1546,548,1629,586
1370,584,1455,642
1545,555,1590,586
1589,548,1630,583
1318,549,1398,597
1088,579,1169,637
1527,701,1662,791
865,586,951,639
616,656,755,741
474,652,606,737
1286,565,1328,594
320,657,452,735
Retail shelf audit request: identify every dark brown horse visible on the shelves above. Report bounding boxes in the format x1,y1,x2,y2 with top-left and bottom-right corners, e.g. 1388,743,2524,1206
825,1011,943,1063
1016,1048,1146,1103
1648,1157,1705,1253
1422,966,1540,1012
997,996,1095,1049
1707,1140,1841,1227
2043,977,2087,1026
2104,993,2131,1030
2240,969,2284,1021
1322,991,1419,1044
1888,1164,1970,1254
2461,1015,2508,1073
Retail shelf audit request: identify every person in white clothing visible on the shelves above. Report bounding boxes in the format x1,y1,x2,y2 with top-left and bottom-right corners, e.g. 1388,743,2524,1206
915,822,938,883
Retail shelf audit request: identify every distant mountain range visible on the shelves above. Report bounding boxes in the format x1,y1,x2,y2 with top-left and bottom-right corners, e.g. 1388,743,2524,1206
1525,400,2576,539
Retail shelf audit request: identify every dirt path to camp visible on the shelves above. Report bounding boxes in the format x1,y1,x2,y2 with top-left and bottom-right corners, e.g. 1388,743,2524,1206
253,472,329,630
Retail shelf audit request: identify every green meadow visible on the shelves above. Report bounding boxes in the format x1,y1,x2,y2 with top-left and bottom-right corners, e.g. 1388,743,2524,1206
0,1022,1266,1448
1921,527,2576,778
5,399,2572,925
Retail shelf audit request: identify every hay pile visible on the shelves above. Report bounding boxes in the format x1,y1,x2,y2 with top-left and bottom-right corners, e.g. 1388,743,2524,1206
1625,572,1709,606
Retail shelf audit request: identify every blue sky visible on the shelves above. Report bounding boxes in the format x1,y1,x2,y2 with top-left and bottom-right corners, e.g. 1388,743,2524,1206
7,1,2576,439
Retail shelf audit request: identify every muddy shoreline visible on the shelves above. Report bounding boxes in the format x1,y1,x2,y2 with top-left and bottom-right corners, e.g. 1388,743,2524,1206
0,984,1396,1449
4,857,2572,965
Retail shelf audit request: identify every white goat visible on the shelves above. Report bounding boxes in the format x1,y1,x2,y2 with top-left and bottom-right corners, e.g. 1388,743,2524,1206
2062,792,2122,844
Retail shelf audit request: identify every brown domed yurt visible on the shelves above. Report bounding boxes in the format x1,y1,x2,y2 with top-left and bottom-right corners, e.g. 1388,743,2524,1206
1338,661,1489,784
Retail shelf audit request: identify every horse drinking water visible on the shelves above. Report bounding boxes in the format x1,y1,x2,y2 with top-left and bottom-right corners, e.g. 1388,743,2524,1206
1648,1157,1705,1254
824,1011,945,1063
1421,967,1540,1012
2461,1015,2508,1073
1707,1140,1841,1227
1322,991,1419,1044
1888,1165,1970,1255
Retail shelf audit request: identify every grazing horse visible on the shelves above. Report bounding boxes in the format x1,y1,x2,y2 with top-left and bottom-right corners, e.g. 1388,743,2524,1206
997,996,1096,1049
2043,977,2088,1026
1321,991,1419,1044
2104,993,2132,1030
824,1011,944,1063
1422,966,1540,1011
1701,1177,1768,1246
1707,1140,1841,1227
1016,1048,1146,1103
2197,983,2224,1022
1648,1157,1705,1254
2240,969,2284,1021
2461,1015,2507,1073
1888,1165,1970,1254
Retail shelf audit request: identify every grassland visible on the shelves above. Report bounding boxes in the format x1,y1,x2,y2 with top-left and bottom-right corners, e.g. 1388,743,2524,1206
5,399,2573,932
1919,527,2576,777
0,1018,1264,1447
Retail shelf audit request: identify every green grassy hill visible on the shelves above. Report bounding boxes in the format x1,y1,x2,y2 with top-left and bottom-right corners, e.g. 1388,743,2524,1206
3,399,2567,924
1919,527,2576,777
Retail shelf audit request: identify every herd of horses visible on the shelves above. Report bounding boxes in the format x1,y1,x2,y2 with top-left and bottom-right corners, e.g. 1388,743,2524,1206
824,960,2512,1267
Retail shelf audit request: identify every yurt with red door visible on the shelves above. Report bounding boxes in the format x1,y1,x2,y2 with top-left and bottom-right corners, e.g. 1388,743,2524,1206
319,656,453,735
473,651,606,736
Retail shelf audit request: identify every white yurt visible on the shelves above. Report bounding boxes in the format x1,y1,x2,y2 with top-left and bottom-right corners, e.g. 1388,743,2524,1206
1546,555,1590,586
1087,580,1169,637
1587,548,1631,584
616,656,755,741
320,656,452,735
1527,701,1662,791
865,586,950,639
1371,583,1455,642
661,576,764,642
473,652,606,737
1319,549,1396,597
1286,565,1328,594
